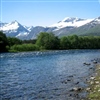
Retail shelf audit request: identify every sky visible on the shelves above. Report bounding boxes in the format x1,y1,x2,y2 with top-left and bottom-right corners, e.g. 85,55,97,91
0,0,100,26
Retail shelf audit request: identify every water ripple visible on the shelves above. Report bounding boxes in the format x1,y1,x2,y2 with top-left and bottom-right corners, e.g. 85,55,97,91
0,50,100,100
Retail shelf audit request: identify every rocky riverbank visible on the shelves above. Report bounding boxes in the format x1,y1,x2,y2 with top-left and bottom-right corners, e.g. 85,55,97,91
86,64,100,100
71,58,100,100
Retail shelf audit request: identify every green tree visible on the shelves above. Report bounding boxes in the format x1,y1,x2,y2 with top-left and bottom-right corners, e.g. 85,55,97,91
22,39,36,44
60,36,70,49
0,31,8,52
67,35,79,49
36,32,60,50
7,37,22,46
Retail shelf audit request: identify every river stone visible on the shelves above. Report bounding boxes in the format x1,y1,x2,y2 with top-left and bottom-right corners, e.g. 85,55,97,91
70,87,83,92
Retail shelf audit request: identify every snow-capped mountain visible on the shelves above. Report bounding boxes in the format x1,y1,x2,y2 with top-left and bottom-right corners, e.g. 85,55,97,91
0,20,23,31
0,16,100,40
56,16,100,37
49,17,93,30
87,17,100,26
0,20,29,38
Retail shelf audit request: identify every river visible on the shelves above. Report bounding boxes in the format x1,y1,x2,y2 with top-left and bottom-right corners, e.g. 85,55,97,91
0,50,100,100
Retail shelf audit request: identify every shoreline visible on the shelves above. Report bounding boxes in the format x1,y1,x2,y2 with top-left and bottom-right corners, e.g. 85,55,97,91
1,49,100,53
86,64,100,100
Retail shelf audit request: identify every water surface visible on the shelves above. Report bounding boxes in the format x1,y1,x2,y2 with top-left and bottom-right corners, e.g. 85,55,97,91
0,50,100,100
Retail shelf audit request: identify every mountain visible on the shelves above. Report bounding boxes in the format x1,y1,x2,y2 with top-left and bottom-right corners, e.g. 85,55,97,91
49,17,93,30
58,17,100,37
0,20,29,38
0,21,7,26
0,17,100,40
26,26,57,40
23,26,34,32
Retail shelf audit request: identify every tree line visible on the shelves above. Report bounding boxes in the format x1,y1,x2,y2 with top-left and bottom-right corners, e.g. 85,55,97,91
0,31,100,52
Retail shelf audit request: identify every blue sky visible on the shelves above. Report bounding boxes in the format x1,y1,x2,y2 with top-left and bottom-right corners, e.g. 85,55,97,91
0,0,100,26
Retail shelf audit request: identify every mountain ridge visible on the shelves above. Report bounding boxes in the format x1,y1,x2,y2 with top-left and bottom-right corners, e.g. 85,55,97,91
0,16,100,40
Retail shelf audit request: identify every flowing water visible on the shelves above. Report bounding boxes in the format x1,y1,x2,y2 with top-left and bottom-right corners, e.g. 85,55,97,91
0,50,100,100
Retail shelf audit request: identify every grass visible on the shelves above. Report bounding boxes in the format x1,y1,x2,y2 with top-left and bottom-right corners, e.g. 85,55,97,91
87,64,100,100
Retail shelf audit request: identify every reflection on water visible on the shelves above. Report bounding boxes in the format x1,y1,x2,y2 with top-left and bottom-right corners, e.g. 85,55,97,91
0,50,100,100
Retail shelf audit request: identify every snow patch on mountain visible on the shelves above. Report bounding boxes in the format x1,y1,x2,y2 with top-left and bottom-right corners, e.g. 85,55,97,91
49,17,93,30
23,26,33,32
0,20,20,31
93,17,100,24
27,26,33,32
16,32,29,37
